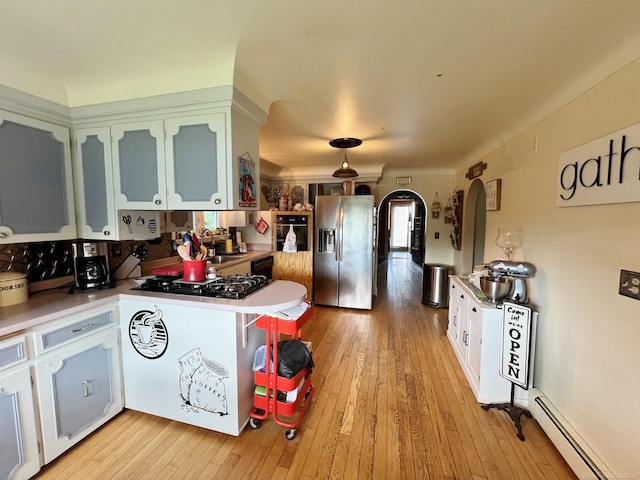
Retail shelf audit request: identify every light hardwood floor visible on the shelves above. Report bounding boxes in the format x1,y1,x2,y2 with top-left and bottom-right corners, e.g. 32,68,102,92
35,253,577,479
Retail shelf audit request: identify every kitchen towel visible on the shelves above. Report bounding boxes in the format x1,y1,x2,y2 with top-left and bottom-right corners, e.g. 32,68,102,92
283,224,297,253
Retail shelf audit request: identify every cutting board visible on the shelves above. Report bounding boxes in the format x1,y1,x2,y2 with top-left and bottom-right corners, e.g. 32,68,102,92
151,263,184,277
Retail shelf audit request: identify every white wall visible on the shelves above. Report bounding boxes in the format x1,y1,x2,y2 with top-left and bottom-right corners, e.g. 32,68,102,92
236,211,273,249
453,58,640,477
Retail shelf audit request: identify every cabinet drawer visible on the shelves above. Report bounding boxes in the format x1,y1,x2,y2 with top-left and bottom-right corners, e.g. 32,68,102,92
0,335,27,372
33,306,117,355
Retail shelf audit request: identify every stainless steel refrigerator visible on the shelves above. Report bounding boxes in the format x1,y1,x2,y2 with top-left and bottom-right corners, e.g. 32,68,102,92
314,195,376,309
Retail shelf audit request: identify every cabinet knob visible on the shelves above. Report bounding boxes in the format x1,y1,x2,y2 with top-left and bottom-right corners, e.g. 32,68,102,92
0,232,6,239
155,199,162,205
472,307,477,312
214,199,221,205
104,230,111,236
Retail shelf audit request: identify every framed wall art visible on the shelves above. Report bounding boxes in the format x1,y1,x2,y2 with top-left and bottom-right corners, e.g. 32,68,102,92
238,152,257,208
486,179,502,211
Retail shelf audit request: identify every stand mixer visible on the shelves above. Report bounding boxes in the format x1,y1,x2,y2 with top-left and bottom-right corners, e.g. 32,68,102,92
486,260,536,304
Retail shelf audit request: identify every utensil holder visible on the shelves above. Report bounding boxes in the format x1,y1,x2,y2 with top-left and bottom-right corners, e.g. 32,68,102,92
183,259,206,282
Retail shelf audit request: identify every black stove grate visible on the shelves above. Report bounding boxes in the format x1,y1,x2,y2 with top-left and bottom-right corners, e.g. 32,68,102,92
134,274,269,300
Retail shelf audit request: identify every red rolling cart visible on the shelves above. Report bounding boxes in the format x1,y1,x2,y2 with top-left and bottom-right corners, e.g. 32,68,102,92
249,302,314,439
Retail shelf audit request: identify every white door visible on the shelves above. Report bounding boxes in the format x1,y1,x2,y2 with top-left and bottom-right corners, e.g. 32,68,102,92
390,202,411,250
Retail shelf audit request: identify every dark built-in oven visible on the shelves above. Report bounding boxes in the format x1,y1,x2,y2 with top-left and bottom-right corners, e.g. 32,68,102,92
274,214,309,252
251,255,273,279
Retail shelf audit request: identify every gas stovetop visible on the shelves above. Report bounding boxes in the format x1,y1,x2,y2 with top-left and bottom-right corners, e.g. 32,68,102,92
133,274,269,300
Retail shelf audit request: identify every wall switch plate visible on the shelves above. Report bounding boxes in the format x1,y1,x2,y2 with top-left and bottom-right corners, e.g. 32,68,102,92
619,269,640,300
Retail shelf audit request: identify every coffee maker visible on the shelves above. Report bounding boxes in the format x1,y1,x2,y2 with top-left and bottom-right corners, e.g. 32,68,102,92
486,260,536,304
71,242,114,293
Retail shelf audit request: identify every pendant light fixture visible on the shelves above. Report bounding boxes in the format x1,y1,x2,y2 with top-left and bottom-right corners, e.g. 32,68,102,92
330,137,362,178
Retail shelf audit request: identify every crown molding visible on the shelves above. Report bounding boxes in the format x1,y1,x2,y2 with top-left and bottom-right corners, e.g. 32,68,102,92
0,84,71,126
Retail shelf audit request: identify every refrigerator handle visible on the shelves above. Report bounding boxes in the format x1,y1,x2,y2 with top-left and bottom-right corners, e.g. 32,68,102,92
338,206,344,262
334,208,339,261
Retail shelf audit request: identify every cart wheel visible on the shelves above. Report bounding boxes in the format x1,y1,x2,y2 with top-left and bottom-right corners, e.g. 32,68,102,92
285,428,296,440
249,418,260,429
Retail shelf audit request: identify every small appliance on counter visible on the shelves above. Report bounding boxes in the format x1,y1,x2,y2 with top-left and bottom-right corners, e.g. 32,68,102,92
483,260,536,304
70,241,114,293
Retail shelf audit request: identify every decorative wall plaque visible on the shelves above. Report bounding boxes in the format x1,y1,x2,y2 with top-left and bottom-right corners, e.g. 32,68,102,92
465,161,488,180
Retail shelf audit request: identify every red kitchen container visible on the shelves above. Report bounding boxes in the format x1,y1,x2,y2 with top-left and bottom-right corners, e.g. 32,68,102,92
183,259,206,282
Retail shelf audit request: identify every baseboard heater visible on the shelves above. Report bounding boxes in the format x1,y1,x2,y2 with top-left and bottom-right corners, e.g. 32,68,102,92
530,389,611,479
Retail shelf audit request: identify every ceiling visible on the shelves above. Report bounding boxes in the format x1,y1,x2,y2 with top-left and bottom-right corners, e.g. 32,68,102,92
1,1,640,180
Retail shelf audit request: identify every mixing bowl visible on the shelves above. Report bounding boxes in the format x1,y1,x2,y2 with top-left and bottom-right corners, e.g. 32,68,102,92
479,276,512,302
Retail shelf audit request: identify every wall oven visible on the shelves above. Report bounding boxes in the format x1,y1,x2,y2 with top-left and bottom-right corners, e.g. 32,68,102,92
274,214,309,252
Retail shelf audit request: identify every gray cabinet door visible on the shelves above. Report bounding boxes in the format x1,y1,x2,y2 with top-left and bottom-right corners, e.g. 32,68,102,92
36,330,123,464
165,114,227,209
0,368,40,480
112,120,165,210
53,345,112,438
74,127,116,239
0,110,76,243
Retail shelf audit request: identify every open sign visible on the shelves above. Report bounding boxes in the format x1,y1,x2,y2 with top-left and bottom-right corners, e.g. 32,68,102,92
500,302,532,389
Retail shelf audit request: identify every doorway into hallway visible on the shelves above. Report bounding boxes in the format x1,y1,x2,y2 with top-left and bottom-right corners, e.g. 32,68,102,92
377,190,426,265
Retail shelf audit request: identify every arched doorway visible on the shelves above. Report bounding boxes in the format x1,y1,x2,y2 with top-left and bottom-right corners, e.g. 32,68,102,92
377,190,427,265
461,179,487,272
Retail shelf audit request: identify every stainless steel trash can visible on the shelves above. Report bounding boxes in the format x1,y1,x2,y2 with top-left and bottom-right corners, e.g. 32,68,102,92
422,264,453,308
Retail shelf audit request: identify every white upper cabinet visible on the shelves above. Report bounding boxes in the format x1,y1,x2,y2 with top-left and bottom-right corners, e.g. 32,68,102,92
0,110,76,243
72,86,265,212
112,120,167,210
165,113,227,210
74,127,117,239
111,114,228,210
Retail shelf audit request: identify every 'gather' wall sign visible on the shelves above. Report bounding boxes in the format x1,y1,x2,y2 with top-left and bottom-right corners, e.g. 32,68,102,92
557,121,640,207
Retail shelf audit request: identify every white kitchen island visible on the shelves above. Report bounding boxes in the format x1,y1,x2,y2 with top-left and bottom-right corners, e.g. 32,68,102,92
122,280,308,437
120,298,269,437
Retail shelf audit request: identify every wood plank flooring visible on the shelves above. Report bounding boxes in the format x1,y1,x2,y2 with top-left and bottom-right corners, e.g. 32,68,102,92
35,253,577,479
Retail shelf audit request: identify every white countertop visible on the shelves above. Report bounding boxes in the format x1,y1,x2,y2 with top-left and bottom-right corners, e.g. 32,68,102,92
0,278,306,338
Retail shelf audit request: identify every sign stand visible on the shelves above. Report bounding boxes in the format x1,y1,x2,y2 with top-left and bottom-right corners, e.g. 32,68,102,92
482,383,532,441
482,301,533,441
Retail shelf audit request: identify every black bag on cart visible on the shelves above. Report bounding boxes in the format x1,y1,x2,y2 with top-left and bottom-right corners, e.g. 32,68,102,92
276,339,314,378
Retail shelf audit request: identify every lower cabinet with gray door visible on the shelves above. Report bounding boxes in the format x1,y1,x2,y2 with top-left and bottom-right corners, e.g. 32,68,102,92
0,334,40,480
31,305,123,464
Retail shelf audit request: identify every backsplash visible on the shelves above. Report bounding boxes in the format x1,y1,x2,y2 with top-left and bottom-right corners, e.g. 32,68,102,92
26,242,74,281
0,243,30,276
0,234,177,285
109,235,176,272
